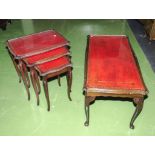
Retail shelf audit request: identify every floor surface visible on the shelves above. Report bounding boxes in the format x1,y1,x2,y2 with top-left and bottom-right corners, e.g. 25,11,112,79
0,19,155,135
128,19,155,72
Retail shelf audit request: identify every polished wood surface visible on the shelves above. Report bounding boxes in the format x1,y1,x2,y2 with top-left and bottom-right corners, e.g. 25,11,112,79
35,56,72,76
85,35,147,95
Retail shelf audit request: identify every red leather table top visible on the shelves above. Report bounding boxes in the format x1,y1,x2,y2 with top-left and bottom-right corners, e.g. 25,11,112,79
35,57,72,76
23,46,69,67
7,30,69,59
85,35,147,95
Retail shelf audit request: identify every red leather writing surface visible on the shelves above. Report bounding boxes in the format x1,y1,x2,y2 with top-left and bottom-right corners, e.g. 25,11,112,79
86,35,145,91
24,46,68,66
7,30,69,58
36,57,70,74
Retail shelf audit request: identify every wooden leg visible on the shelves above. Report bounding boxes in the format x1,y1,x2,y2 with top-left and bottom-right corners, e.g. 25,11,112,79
66,69,72,101
69,69,72,93
43,77,50,111
57,75,61,86
34,69,41,94
84,96,95,126
130,97,144,129
84,103,89,126
10,55,21,83
19,61,30,100
22,62,30,88
30,68,39,105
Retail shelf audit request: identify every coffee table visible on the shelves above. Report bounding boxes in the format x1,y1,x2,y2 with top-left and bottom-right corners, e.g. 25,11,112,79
83,35,148,129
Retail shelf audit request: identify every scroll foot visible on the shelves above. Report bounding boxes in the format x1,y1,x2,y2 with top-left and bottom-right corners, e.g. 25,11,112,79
130,124,134,129
84,121,89,126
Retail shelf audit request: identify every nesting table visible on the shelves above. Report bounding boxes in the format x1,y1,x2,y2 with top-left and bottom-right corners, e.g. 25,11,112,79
6,30,70,99
6,30,72,110
83,35,148,129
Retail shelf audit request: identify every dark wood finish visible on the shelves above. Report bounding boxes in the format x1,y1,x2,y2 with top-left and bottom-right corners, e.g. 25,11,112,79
130,97,144,129
19,60,30,100
84,96,95,126
43,77,50,111
22,61,30,88
83,35,148,129
58,76,61,86
30,67,40,105
36,66,72,111
66,69,72,101
7,47,31,99
9,52,21,83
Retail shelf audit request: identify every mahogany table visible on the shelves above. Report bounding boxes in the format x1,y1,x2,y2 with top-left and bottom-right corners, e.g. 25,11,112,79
83,35,148,129
6,30,69,100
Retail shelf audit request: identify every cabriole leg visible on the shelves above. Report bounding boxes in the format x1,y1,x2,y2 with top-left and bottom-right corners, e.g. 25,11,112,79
84,96,95,126
84,104,89,126
43,77,50,111
130,97,144,129
19,61,30,100
30,68,39,105
22,62,30,88
34,69,41,94
66,69,72,101
57,75,61,86
10,55,21,83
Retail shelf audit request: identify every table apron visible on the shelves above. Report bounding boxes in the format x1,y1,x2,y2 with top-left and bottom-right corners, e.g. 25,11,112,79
86,91,144,98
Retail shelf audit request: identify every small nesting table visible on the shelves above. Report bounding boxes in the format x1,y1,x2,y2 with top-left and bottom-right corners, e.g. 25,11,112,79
83,35,148,129
34,56,72,111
